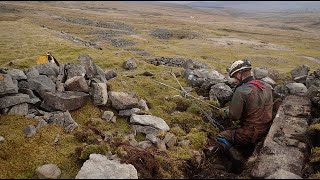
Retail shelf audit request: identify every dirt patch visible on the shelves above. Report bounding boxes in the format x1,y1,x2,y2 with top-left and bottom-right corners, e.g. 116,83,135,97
207,37,291,51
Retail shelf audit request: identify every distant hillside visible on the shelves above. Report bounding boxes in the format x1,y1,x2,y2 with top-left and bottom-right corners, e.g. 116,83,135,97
172,1,320,13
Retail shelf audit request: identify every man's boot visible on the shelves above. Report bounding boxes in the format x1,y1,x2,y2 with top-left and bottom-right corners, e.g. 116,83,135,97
226,146,245,173
216,137,245,173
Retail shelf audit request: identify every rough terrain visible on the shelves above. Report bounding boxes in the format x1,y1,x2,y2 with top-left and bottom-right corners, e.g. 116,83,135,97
0,1,320,179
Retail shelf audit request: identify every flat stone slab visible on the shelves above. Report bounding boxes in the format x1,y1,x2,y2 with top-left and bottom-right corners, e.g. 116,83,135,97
130,114,170,131
0,93,30,109
251,95,311,178
75,154,138,179
43,91,90,111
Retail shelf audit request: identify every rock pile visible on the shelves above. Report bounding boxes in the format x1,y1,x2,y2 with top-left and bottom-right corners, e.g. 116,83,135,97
146,57,208,69
182,64,320,108
150,28,198,40
0,53,175,153
0,54,118,135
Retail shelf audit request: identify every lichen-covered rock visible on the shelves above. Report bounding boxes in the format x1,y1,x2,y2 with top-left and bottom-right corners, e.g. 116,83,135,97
105,69,117,80
118,108,140,117
123,58,137,70
0,93,30,109
78,54,97,79
44,111,78,133
34,63,59,78
90,83,108,106
75,154,138,179
27,75,56,99
108,91,139,110
0,68,27,80
130,115,170,131
0,73,18,96
209,83,233,106
65,76,89,92
8,103,28,116
254,67,269,80
286,83,307,95
24,66,39,79
251,95,311,178
65,63,86,80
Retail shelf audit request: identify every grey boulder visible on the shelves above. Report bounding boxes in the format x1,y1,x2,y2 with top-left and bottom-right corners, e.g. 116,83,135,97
75,154,138,179
65,76,89,92
286,83,307,95
108,92,139,110
123,58,137,70
1,68,27,80
0,73,18,96
28,75,56,99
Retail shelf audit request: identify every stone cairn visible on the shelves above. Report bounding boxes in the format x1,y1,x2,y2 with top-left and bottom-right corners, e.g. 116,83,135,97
0,54,177,151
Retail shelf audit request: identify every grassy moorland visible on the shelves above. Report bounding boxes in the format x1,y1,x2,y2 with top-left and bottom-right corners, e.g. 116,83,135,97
0,1,320,178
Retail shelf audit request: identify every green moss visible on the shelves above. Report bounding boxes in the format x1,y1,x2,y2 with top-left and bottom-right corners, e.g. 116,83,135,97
309,172,320,179
0,115,82,179
70,101,102,127
309,123,320,132
170,112,204,133
79,144,110,160
186,128,208,150
167,146,193,160
154,155,185,178
170,126,187,137
135,132,146,142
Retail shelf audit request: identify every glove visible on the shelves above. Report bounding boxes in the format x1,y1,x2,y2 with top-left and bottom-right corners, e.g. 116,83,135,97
216,137,232,150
